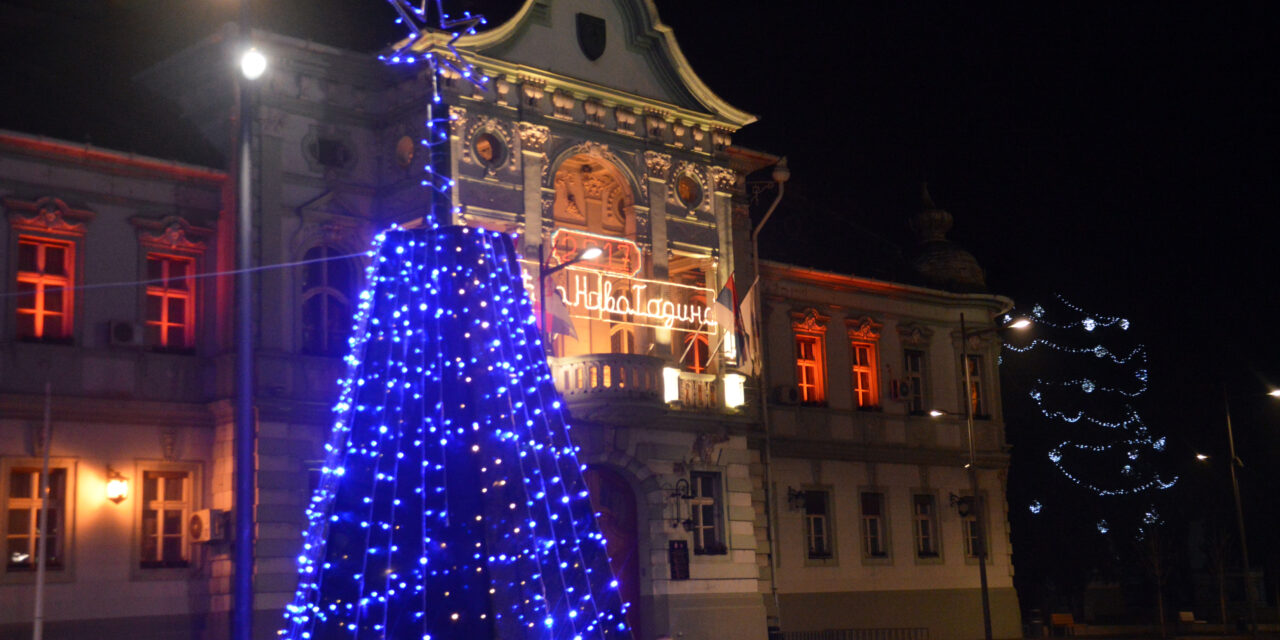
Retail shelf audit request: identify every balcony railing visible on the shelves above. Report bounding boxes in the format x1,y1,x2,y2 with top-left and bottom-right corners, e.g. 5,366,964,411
548,353,728,420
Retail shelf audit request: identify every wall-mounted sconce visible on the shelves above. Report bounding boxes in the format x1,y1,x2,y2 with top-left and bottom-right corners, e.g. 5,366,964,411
949,492,974,517
786,487,807,511
106,467,129,504
665,479,693,531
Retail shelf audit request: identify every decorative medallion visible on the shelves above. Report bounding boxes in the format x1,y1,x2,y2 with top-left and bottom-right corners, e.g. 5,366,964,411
675,174,702,209
576,13,607,61
473,132,505,169
394,135,415,168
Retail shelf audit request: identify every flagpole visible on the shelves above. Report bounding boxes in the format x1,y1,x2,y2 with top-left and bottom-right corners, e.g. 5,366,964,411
32,381,52,640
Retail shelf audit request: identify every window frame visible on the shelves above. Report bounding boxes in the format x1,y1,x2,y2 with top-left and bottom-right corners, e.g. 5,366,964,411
689,470,726,555
912,492,943,563
132,460,202,580
143,253,196,350
801,486,837,566
964,354,988,419
13,236,76,342
0,457,78,584
850,341,879,409
299,244,357,357
858,489,891,564
960,490,991,565
6,197,92,344
790,308,829,405
902,348,928,415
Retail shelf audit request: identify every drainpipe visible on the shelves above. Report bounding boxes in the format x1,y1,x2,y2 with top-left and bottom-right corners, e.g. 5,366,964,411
752,158,788,633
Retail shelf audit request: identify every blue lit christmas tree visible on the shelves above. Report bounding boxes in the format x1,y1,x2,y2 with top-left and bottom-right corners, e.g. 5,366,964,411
279,226,632,639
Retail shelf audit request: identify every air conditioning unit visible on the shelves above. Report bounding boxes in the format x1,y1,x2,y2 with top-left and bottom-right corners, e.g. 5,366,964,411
189,509,228,543
108,320,144,347
773,385,800,405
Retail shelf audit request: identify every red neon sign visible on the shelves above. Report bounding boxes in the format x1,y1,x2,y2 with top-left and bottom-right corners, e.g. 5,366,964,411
549,229,642,276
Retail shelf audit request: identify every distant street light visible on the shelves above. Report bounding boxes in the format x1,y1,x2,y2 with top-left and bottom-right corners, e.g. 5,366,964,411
1216,388,1275,637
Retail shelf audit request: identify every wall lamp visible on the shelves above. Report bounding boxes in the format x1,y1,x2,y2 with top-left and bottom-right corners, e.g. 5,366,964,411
948,492,975,518
105,467,129,504
665,479,694,531
786,487,807,511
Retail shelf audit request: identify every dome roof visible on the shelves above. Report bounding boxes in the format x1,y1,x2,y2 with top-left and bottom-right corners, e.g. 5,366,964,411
908,185,986,292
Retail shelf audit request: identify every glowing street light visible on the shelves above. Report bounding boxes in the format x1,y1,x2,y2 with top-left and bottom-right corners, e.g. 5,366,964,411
240,47,267,80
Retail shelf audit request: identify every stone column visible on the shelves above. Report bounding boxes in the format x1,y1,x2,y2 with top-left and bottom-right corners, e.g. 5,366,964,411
644,151,671,279
518,123,550,254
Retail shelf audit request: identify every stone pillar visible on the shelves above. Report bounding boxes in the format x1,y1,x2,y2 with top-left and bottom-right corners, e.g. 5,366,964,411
644,152,671,279
518,123,550,254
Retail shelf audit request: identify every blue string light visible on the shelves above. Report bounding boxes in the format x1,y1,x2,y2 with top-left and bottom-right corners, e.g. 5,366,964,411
279,3,631,637
279,228,632,639
1005,296,1176,498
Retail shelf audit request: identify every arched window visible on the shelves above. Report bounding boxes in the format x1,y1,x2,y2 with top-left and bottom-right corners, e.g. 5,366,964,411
300,245,353,356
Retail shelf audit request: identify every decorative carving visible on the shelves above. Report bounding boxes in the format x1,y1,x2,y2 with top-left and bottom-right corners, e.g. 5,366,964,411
692,430,729,466
846,315,883,342
646,115,667,140
495,78,512,105
712,130,732,150
161,427,178,461
522,84,545,108
463,116,513,174
517,123,550,154
5,196,93,235
449,105,468,134
897,321,935,346
583,100,605,126
709,166,736,192
790,307,830,334
644,151,672,181
615,109,637,135
551,90,576,119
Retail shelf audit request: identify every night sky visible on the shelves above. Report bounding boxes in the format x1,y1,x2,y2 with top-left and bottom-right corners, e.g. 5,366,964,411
3,0,1279,610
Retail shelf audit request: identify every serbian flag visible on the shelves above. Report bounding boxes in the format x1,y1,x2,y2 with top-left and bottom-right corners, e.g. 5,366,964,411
714,274,742,334
545,288,579,340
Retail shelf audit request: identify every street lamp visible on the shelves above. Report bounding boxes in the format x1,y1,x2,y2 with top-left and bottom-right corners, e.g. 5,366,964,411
234,12,266,640
1216,389,1270,637
954,312,1029,640
537,246,602,341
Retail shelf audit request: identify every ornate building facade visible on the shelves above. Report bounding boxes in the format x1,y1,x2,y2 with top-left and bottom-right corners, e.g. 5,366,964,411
0,1,1022,639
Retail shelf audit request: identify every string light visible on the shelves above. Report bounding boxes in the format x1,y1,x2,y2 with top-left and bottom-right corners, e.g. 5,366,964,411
279,227,631,638
1005,296,1176,498
279,4,630,638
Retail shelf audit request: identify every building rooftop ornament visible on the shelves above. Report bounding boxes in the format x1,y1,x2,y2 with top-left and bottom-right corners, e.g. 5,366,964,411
908,183,987,292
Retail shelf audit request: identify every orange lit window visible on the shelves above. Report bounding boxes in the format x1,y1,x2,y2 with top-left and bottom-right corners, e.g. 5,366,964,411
15,237,74,341
145,255,195,348
851,342,879,408
682,333,710,373
965,355,986,417
795,333,825,403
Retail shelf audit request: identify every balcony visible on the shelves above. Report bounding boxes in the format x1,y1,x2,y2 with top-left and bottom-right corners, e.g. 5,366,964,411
548,353,729,423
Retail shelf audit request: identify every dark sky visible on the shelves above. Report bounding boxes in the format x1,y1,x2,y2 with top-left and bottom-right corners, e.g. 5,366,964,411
3,0,1278,539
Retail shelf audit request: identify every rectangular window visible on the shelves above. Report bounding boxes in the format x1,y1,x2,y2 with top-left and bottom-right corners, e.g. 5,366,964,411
803,490,833,560
145,255,195,349
903,349,926,414
6,468,67,571
965,355,986,417
913,494,939,558
851,342,879,408
690,471,725,555
795,333,825,404
963,516,982,559
140,470,191,568
15,237,74,341
860,491,888,558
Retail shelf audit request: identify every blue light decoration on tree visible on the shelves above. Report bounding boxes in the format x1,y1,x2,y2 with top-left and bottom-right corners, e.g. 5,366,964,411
279,226,632,639
1003,295,1177,498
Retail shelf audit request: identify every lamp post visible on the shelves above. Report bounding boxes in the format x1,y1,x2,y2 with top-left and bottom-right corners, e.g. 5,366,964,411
537,245,602,341
956,312,1029,640
1220,390,1260,637
234,10,266,640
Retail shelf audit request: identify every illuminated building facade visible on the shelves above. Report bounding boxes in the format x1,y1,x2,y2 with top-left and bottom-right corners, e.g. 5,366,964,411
0,1,1021,639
